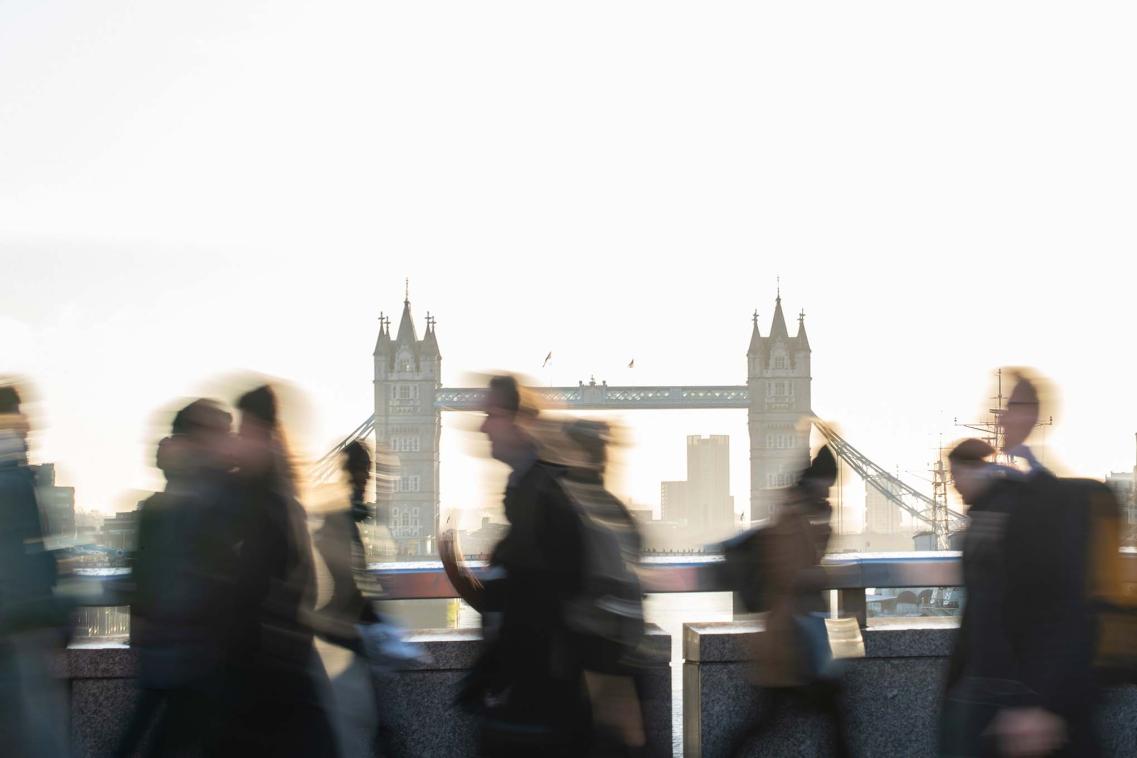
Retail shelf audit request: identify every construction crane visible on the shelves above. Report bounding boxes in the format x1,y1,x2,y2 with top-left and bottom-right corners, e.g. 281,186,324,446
812,419,966,550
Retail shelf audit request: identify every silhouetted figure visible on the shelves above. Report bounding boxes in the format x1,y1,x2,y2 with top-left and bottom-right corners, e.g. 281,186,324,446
942,374,1099,757
560,419,653,758
217,385,338,757
115,399,238,758
315,441,380,633
0,384,69,757
313,440,403,757
728,446,851,758
440,376,589,757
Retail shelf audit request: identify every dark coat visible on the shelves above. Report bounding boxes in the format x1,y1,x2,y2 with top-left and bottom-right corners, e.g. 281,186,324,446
748,500,832,688
214,476,336,758
0,461,56,632
130,477,241,688
947,471,1095,715
462,461,587,738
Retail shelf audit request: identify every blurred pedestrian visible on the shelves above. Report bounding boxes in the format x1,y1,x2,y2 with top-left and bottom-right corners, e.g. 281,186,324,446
560,418,653,758
440,375,589,757
942,430,1095,757
0,383,70,757
728,446,850,758
314,439,405,757
115,398,237,757
217,384,338,757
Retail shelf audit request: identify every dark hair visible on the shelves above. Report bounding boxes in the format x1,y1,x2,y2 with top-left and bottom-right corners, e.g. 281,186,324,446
948,437,994,464
171,399,231,436
236,385,279,427
1007,373,1039,407
487,375,521,416
0,385,20,415
798,445,837,489
564,419,609,470
343,440,372,475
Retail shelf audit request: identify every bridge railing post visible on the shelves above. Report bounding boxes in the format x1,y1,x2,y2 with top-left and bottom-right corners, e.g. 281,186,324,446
838,587,868,629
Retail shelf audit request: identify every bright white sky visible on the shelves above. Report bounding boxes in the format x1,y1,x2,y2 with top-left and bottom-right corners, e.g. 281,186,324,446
3,2,1136,530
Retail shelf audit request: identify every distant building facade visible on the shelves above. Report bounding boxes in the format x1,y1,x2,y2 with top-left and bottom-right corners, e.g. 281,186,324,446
660,480,688,524
373,293,442,557
747,294,812,523
31,463,75,540
865,475,904,534
1106,470,1137,526
656,434,734,545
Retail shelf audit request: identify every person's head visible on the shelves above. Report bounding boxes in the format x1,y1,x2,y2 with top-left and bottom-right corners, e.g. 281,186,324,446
479,375,537,467
0,384,30,457
233,385,295,495
236,384,279,441
163,398,231,477
797,445,838,505
1001,371,1040,451
343,440,372,495
948,437,995,505
563,419,610,475
0,385,21,417
172,399,232,442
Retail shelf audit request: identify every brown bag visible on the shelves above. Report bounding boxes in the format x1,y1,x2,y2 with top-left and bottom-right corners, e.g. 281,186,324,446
1080,479,1137,683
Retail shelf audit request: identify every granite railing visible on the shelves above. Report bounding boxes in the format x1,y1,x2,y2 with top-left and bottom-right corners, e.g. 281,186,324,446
64,627,674,757
683,618,1137,757
60,552,1137,756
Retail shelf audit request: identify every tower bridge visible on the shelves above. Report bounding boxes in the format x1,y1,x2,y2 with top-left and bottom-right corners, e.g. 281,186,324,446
316,288,961,555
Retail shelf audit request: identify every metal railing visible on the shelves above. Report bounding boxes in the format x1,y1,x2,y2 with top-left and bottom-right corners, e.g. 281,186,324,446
74,551,1137,630
371,552,967,627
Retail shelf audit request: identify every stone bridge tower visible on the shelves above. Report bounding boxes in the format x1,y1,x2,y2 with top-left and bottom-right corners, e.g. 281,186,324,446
747,291,812,523
373,290,442,556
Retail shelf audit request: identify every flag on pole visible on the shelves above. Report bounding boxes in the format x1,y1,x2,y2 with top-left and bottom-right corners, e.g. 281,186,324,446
542,352,552,368
627,359,635,369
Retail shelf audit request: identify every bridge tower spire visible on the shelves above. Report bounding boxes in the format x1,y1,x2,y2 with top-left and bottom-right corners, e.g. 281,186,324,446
747,287,812,523
374,289,442,557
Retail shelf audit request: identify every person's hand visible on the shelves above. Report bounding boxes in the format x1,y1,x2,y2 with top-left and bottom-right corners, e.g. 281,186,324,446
990,707,1066,757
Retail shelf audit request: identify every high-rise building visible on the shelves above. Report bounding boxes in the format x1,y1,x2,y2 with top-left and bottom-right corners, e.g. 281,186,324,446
686,435,733,535
31,463,75,540
865,475,904,534
1106,470,1137,526
658,435,734,543
660,480,688,523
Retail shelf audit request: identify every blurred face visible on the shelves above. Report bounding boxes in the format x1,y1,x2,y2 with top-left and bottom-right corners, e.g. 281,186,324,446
951,461,991,505
231,414,273,473
174,406,233,473
1001,400,1039,451
156,435,192,481
479,401,528,466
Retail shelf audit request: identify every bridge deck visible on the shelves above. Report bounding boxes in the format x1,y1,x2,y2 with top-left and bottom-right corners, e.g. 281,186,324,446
433,385,752,411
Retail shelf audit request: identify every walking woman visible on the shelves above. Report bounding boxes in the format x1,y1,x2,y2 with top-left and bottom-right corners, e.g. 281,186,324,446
218,384,338,757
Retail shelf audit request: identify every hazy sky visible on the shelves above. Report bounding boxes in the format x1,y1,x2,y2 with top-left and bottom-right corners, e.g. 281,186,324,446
3,2,1136,528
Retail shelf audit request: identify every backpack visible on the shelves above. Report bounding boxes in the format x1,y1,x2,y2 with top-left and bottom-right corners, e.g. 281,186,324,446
1073,477,1137,683
718,525,774,613
557,476,645,670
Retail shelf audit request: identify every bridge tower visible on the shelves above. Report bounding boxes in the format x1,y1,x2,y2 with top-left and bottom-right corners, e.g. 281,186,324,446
747,291,812,523
373,289,442,556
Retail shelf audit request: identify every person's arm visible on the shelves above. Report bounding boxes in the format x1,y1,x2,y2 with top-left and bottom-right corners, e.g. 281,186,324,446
438,530,486,611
